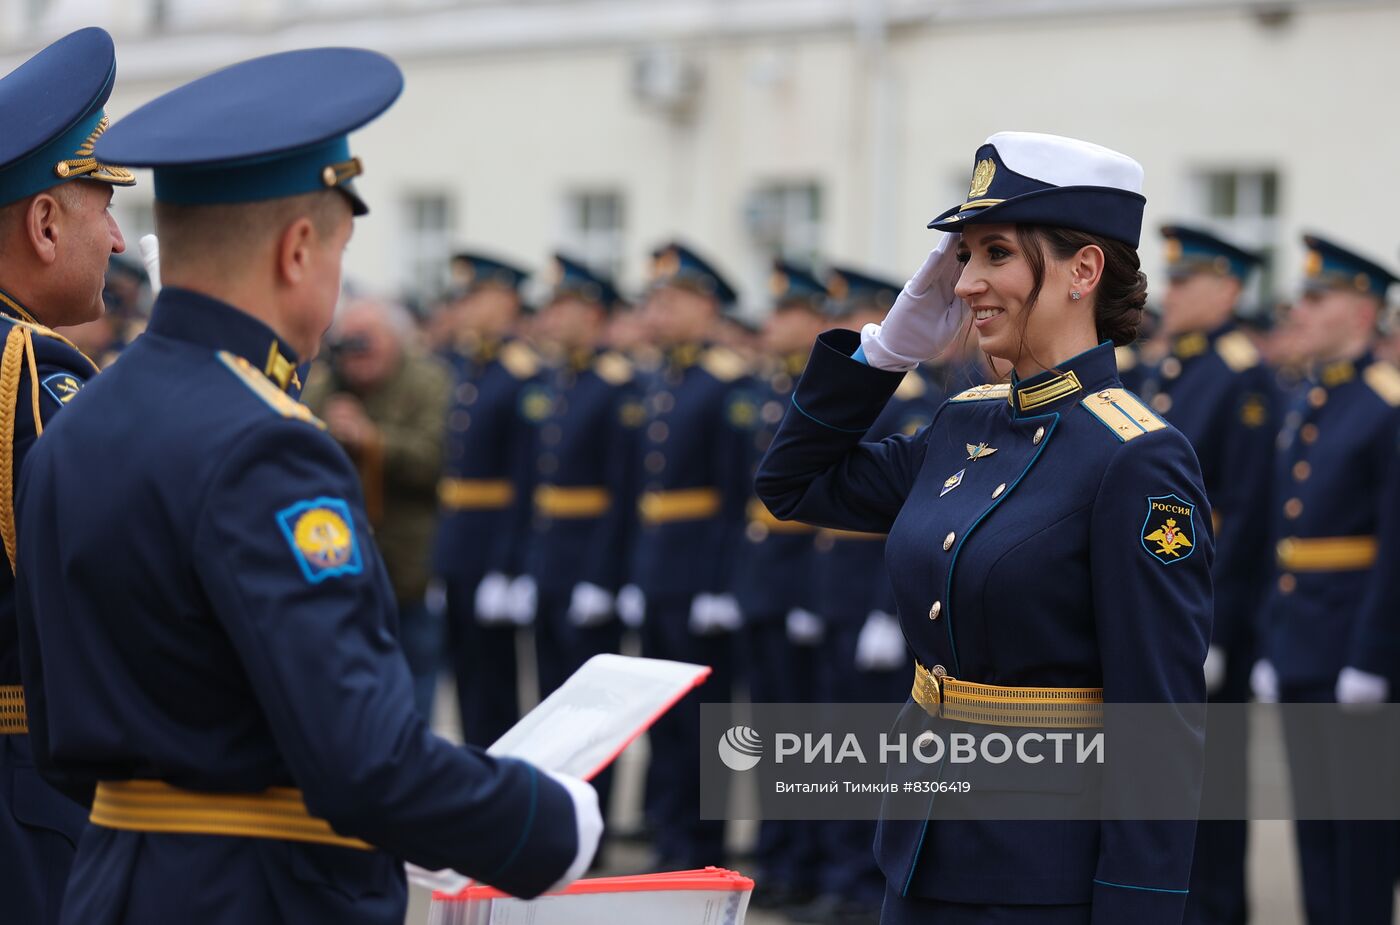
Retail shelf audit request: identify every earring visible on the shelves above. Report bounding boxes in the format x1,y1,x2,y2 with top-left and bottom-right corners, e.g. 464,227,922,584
1070,290,1082,301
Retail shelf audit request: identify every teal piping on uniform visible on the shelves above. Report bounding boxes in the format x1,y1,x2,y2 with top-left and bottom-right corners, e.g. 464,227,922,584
1093,879,1189,895
790,396,871,434
903,411,1060,896
852,345,868,364
490,764,538,879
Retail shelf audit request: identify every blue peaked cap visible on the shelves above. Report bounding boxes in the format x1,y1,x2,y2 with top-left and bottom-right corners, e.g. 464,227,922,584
452,251,530,293
1160,224,1261,282
826,264,901,315
95,48,402,216
769,259,826,308
0,27,135,206
550,253,620,310
650,240,738,309
1301,233,1397,298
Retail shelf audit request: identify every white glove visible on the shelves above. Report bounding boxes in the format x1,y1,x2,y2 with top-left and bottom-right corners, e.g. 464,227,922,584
785,608,824,645
568,582,615,628
689,593,742,635
505,575,537,626
1336,666,1390,705
855,611,907,671
858,233,967,371
1250,659,1279,704
542,770,603,894
617,584,645,628
138,234,161,295
474,572,512,625
1203,645,1226,695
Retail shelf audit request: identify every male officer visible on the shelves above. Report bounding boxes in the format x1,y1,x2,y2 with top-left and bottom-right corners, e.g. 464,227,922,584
628,241,752,870
793,265,939,925
14,48,600,925
526,255,639,699
732,260,828,909
1137,225,1275,925
434,251,543,746
1252,234,1400,925
0,27,133,925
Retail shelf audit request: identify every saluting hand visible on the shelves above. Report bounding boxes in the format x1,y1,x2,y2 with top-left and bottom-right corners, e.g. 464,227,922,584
858,232,968,371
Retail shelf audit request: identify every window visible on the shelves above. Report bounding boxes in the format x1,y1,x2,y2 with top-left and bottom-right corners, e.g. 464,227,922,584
1190,168,1281,311
743,181,824,311
561,190,625,280
400,192,456,305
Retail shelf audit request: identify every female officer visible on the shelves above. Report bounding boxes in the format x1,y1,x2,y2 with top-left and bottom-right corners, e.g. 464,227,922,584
756,132,1212,925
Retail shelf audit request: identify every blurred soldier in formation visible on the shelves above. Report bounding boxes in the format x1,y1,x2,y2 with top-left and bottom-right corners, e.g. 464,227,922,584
1137,225,1276,925
434,252,543,746
732,259,829,910
0,27,133,925
523,254,643,850
793,265,939,925
624,241,752,871
303,297,452,719
1251,235,1400,925
59,256,149,368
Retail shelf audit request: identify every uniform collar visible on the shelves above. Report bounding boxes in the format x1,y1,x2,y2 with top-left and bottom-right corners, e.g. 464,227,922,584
1008,340,1118,418
147,286,302,393
0,287,42,326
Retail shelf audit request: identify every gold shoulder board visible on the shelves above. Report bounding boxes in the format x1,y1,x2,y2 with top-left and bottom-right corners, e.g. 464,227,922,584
594,351,634,386
1363,362,1400,408
500,341,541,380
1114,345,1138,372
1215,331,1260,373
1080,388,1167,442
217,351,325,429
949,382,1010,402
700,347,747,383
893,371,928,401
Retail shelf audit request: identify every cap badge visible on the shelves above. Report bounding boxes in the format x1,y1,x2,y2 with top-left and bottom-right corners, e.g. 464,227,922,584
968,158,996,199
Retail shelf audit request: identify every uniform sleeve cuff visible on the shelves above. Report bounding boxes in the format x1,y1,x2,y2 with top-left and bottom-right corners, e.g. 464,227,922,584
789,329,906,435
1090,878,1189,925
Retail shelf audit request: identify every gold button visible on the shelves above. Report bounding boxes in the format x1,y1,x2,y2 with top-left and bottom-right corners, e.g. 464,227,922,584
648,421,669,443
538,453,558,475
653,392,675,412
322,165,339,186
1293,460,1311,481
932,663,947,677
1284,498,1303,519
1300,423,1319,445
54,161,71,178
1032,426,1045,445
815,533,835,552
1278,573,1297,594
455,382,479,405
928,601,941,621
1161,357,1182,380
1151,393,1173,414
541,423,562,445
746,522,768,543
450,411,471,431
992,483,1006,499
1308,387,1327,408
943,531,956,551
645,451,666,473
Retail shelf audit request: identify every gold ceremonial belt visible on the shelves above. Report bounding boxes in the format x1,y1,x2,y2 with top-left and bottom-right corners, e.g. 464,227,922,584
819,528,886,542
1276,535,1377,572
747,499,815,534
0,685,26,734
438,478,515,510
534,485,611,518
639,488,721,524
91,781,371,851
911,662,1104,729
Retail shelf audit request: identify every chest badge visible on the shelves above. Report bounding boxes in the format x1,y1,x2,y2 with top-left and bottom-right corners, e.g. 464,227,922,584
965,442,998,461
940,468,966,497
1141,494,1197,565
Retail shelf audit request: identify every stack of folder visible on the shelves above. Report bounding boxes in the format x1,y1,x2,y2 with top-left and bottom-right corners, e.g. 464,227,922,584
427,867,754,925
